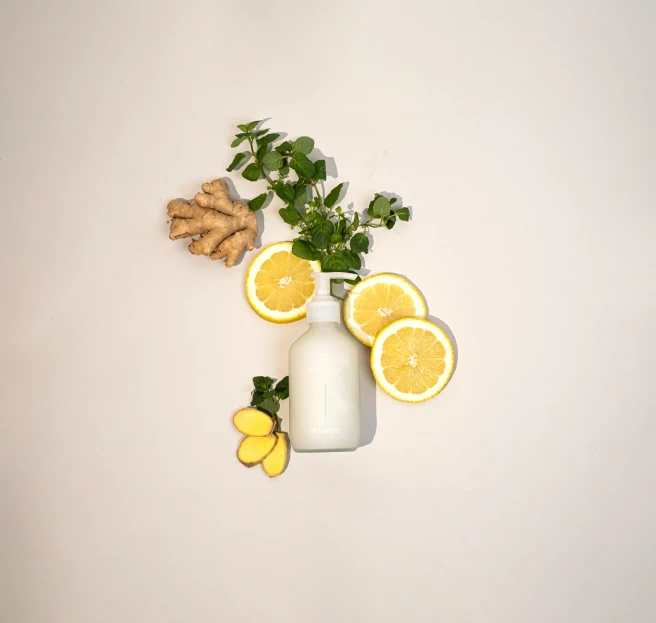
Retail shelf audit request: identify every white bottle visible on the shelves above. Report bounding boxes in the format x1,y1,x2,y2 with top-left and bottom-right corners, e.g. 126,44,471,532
289,272,361,452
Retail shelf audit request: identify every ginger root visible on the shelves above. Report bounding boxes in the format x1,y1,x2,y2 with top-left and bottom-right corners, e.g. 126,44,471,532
237,435,277,467
262,433,288,478
168,178,257,267
233,408,275,437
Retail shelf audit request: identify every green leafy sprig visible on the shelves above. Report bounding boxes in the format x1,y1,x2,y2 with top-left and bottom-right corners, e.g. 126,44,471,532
226,119,410,291
250,375,288,432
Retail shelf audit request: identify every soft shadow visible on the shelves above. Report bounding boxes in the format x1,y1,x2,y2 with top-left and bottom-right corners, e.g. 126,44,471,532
358,342,377,447
378,191,412,221
221,177,265,255
379,191,403,204
280,432,291,474
368,272,458,377
335,180,349,203
254,211,265,249
388,272,428,311
427,314,459,377
254,118,289,143
222,176,244,200
310,148,338,178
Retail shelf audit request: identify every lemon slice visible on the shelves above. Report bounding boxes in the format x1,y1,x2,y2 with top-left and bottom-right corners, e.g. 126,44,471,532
246,241,321,323
371,317,454,403
343,273,427,346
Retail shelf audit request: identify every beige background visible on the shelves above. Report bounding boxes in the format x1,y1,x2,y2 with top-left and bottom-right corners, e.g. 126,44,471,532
1,1,655,621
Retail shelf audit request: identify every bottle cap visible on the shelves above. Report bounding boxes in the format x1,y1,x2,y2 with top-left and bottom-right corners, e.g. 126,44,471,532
307,272,354,323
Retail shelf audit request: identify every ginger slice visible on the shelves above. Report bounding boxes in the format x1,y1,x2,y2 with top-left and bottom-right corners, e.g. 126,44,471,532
232,408,274,437
261,433,289,478
237,435,277,467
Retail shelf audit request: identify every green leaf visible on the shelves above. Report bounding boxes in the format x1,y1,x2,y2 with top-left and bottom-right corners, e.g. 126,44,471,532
257,394,279,417
262,151,284,171
321,253,349,272
237,124,249,132
385,211,396,229
279,205,300,227
274,376,289,400
345,275,362,286
253,376,275,391
248,193,269,212
276,141,293,154
390,197,398,205
330,233,343,244
283,184,296,203
324,183,344,209
311,219,335,250
336,218,346,236
294,182,308,206
256,143,267,159
304,210,318,225
257,132,280,146
292,238,322,261
279,165,290,178
292,136,315,155
342,250,361,270
371,195,391,218
396,207,410,221
290,152,316,178
242,162,262,182
274,182,294,203
252,129,269,137
231,134,249,148
314,159,326,181
350,232,369,254
349,212,360,232
226,151,250,172
246,120,261,132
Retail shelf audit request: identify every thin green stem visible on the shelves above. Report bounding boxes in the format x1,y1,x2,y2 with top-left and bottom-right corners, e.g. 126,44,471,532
311,182,328,216
296,206,309,226
247,136,277,188
330,281,345,300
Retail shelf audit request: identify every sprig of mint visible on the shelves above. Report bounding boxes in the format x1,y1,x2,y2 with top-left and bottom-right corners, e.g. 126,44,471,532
250,375,289,432
226,119,411,291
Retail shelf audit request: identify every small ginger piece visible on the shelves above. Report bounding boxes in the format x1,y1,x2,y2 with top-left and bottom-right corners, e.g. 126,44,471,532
261,433,288,478
237,435,277,467
167,178,257,267
233,408,274,437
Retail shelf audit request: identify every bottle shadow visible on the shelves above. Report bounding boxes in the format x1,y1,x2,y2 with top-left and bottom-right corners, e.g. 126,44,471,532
358,342,377,447
333,317,377,449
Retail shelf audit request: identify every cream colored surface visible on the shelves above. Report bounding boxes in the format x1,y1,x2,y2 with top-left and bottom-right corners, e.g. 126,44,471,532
1,1,655,622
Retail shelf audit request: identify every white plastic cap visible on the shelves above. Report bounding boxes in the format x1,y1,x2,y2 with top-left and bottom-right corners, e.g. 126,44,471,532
307,272,354,323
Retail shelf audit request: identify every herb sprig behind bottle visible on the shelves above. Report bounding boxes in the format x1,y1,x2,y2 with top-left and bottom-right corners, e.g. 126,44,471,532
226,119,410,292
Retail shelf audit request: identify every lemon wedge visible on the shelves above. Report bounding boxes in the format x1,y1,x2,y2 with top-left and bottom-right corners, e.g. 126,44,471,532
370,317,454,402
343,273,427,346
246,241,321,323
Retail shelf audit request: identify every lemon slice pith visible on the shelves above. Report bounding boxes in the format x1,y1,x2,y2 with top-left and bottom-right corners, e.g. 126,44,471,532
343,273,427,346
371,317,455,403
246,241,321,323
